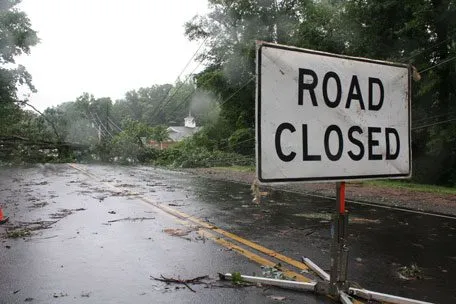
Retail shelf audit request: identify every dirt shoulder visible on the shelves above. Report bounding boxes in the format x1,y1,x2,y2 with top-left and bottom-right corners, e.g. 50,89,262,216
183,167,456,217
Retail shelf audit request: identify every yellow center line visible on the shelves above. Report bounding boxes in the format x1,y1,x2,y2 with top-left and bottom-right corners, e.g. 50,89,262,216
197,229,312,282
156,203,310,272
68,163,371,302
67,164,311,281
160,214,312,282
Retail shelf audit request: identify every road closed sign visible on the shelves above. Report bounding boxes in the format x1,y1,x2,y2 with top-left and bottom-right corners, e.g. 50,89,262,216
256,42,411,182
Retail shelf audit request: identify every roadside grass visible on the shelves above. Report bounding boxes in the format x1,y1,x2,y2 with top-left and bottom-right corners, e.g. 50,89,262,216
205,166,456,195
211,166,255,173
364,180,456,195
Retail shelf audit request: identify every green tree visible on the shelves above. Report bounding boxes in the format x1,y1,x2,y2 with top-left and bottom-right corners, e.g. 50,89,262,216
111,82,196,128
109,119,155,163
0,0,38,101
151,125,170,150
338,0,456,184
185,0,456,185
0,0,38,134
185,0,341,153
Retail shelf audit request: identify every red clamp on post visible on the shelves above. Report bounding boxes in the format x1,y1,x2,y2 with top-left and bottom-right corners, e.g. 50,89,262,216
0,206,8,224
338,182,346,214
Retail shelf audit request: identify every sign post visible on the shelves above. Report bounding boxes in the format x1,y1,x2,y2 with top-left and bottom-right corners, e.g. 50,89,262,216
330,182,349,296
255,42,419,303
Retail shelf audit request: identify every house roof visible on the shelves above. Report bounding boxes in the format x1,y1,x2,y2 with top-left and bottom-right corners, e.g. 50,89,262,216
167,126,201,142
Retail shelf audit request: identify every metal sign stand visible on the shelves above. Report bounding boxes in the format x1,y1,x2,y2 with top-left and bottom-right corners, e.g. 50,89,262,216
329,182,349,296
221,182,433,304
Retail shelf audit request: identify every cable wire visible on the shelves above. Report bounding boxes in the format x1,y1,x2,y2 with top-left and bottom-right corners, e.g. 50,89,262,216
418,55,456,74
107,116,123,132
402,28,456,63
94,112,113,138
218,76,255,107
412,117,456,130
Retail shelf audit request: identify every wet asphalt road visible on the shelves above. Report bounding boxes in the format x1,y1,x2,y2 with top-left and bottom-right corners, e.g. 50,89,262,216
1,164,455,303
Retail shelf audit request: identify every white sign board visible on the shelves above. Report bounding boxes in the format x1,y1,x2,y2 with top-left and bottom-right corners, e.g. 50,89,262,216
256,42,411,182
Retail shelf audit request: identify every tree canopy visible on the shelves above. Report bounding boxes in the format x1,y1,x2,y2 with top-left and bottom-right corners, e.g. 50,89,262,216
0,0,38,103
184,0,456,185
2,0,456,185
0,0,38,137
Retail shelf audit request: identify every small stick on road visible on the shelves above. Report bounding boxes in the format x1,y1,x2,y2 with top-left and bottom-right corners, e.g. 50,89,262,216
150,275,209,293
107,217,155,223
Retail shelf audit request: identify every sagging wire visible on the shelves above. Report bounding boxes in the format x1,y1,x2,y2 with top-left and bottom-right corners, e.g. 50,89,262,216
418,55,456,74
412,117,456,131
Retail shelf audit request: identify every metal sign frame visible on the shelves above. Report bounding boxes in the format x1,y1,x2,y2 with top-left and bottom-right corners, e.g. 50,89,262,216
256,42,412,183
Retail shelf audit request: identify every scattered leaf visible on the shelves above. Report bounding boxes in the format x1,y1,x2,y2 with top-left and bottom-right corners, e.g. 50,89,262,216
231,272,243,285
81,292,90,297
397,264,423,280
163,228,191,237
268,295,287,301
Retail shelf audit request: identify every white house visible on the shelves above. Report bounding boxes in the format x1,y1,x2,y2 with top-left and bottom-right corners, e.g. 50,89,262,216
167,112,201,142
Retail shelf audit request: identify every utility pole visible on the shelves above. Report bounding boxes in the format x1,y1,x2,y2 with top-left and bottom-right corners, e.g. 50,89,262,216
106,100,109,134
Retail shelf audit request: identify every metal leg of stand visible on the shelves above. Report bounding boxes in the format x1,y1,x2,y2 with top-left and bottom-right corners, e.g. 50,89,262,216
348,288,434,304
340,291,354,304
221,273,317,291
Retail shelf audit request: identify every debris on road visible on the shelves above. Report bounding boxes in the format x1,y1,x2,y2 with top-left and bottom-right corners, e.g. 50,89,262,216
29,201,48,209
49,209,71,219
163,228,191,237
6,228,31,238
49,208,85,219
150,275,210,292
4,220,58,238
228,272,243,285
397,264,423,280
267,295,287,301
292,213,331,220
251,178,268,204
94,194,107,202
107,217,155,223
168,203,186,207
80,292,91,298
349,217,381,224
52,292,68,298
218,273,255,287
261,264,289,280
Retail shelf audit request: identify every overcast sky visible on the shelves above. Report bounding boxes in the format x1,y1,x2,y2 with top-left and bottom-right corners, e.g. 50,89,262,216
16,0,209,111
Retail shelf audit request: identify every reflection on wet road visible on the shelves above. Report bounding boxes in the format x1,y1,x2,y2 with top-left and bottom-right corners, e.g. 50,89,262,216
1,164,454,303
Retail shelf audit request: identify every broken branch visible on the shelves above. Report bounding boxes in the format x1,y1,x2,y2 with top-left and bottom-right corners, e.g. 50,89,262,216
107,217,155,223
150,274,210,292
